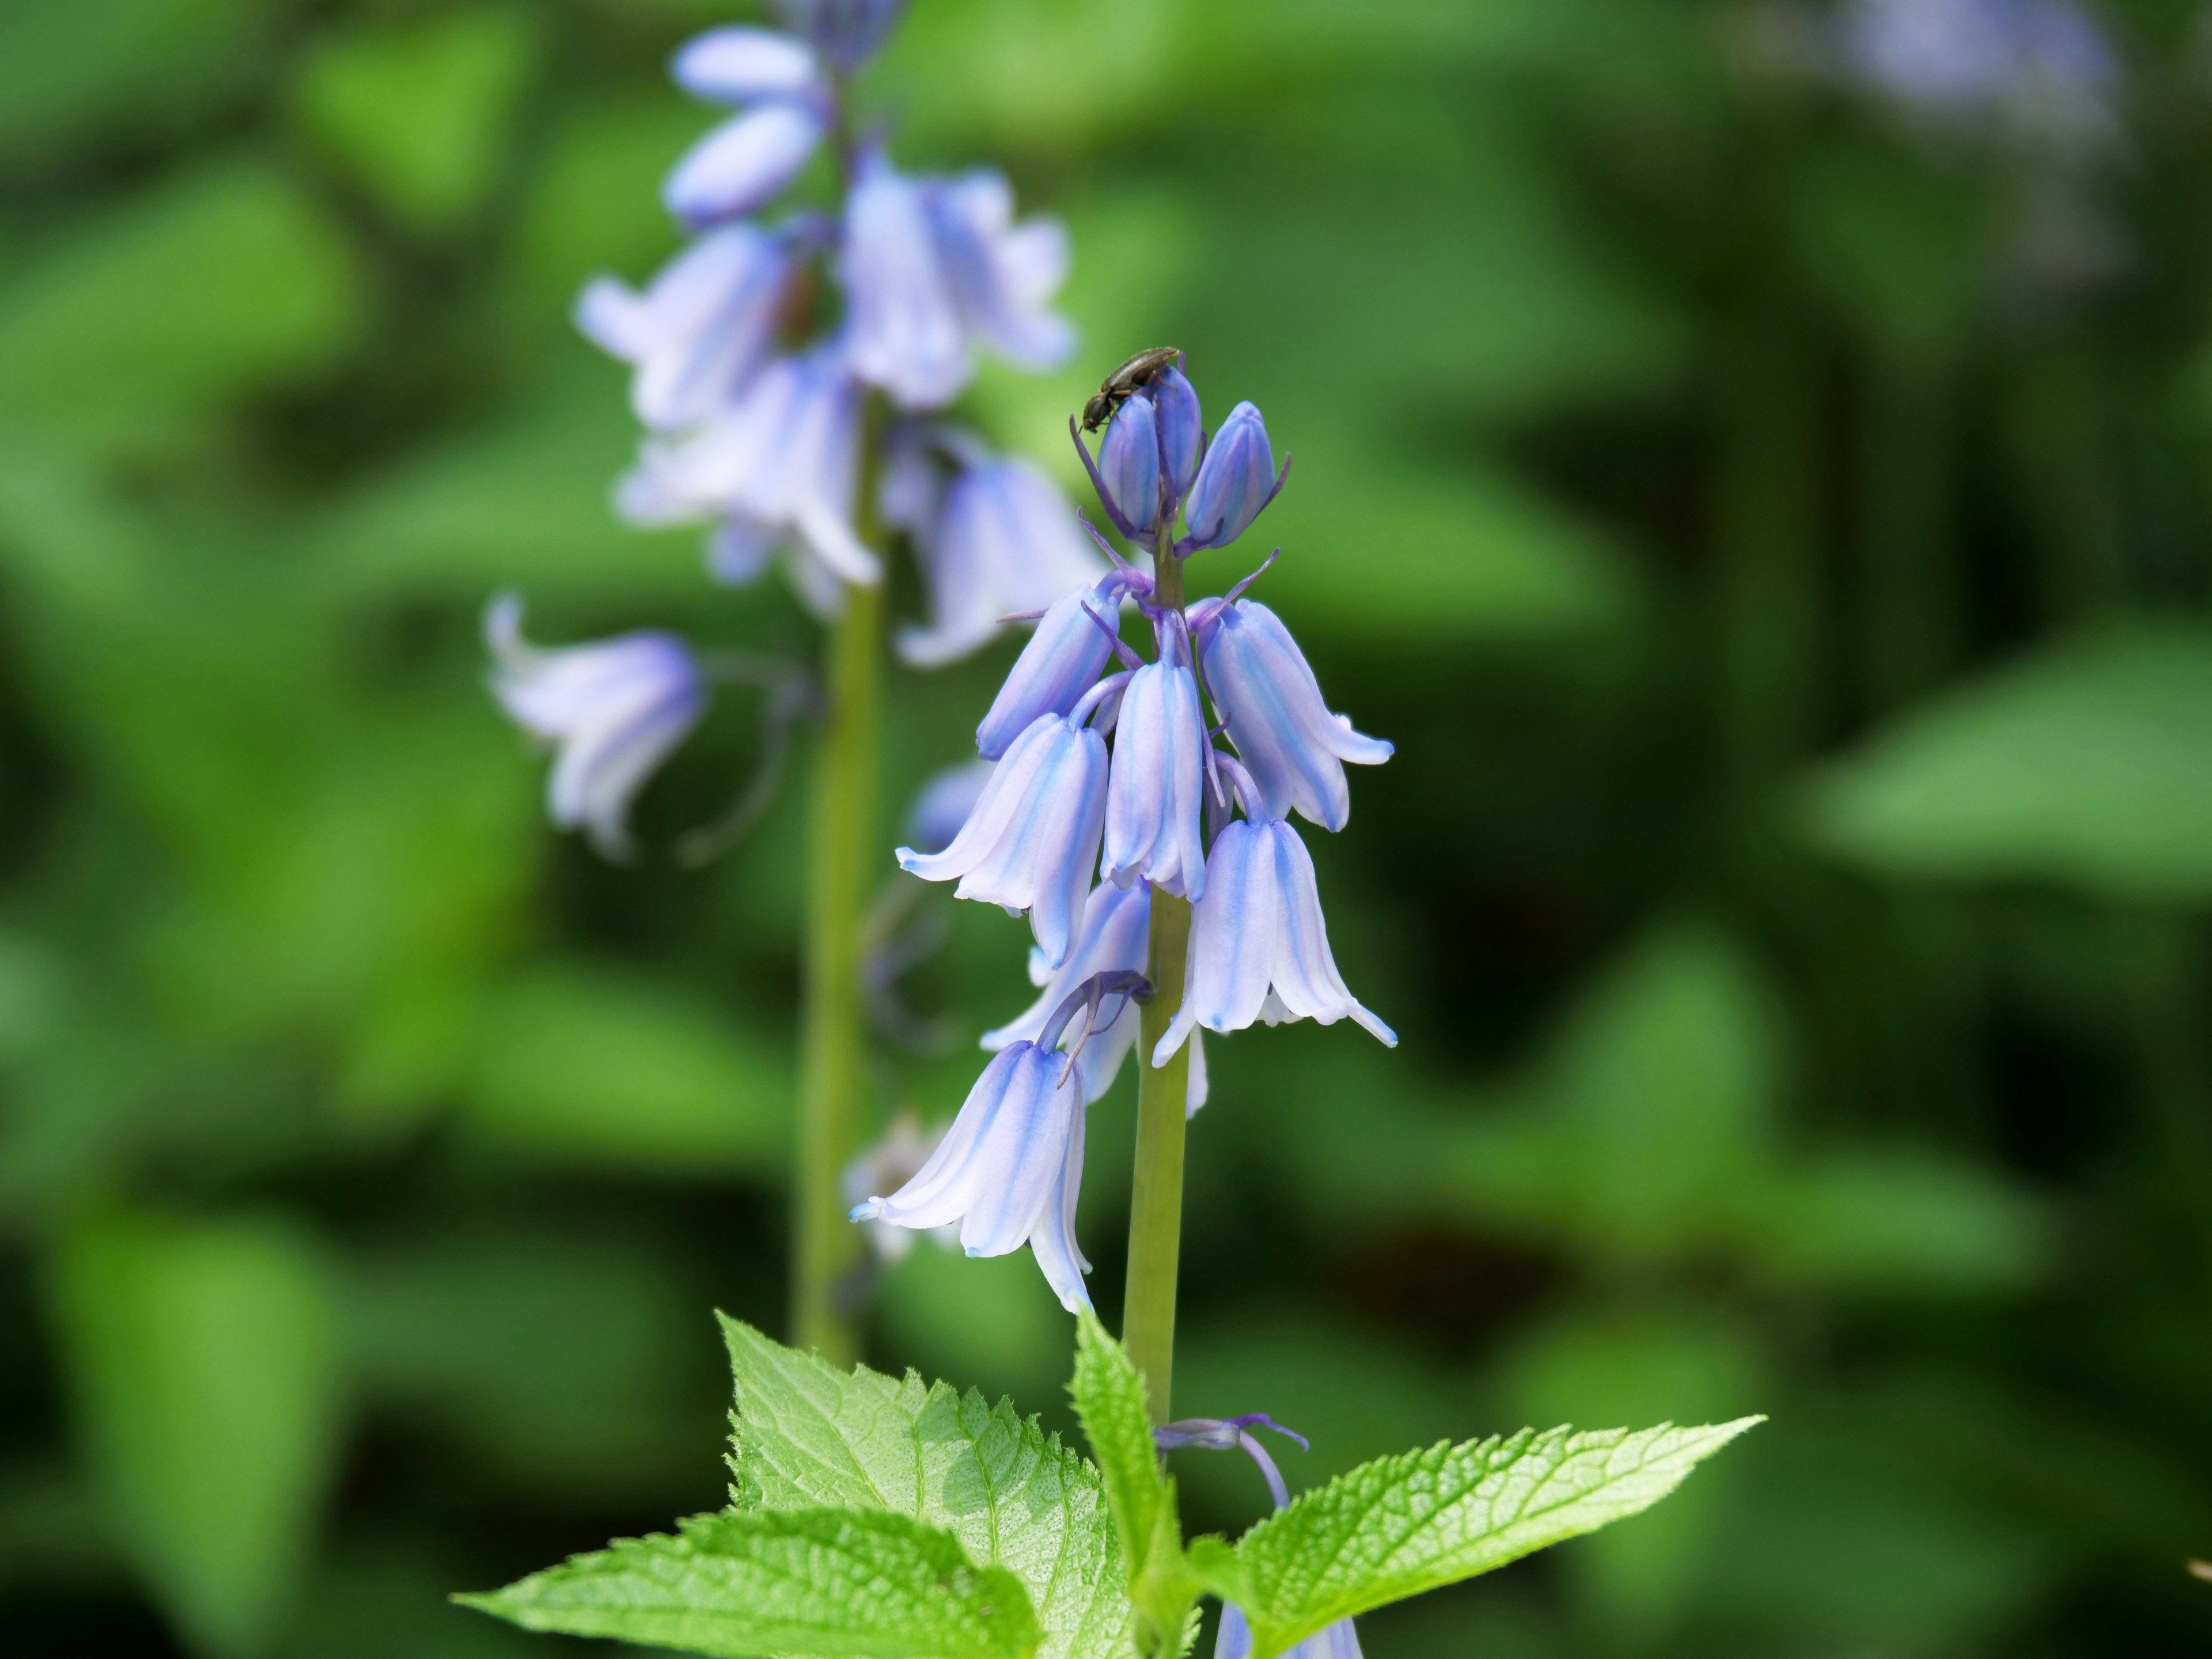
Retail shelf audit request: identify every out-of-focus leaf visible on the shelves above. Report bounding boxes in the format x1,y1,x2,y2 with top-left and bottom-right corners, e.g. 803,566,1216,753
51,1209,343,1659
459,1506,1043,1659
877,1241,1069,1414
1789,141,1990,362
1190,1419,1759,1659
465,963,793,1174
718,1317,1135,1659
1801,627,2212,902
1756,1152,2049,1294
293,7,540,233
0,160,359,434
0,0,271,158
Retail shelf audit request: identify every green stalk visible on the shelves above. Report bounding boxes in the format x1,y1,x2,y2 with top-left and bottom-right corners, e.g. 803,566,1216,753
793,408,886,1365
1122,543,1191,1427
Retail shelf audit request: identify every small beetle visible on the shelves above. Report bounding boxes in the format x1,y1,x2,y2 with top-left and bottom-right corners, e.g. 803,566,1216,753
1081,346,1183,431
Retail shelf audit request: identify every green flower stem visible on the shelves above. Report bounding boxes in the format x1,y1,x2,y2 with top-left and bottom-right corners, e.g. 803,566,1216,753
793,405,887,1366
1122,542,1191,1427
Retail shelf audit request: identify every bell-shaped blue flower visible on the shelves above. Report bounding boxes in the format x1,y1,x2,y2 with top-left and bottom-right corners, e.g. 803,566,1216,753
673,26,820,101
899,710,1108,969
575,224,790,430
1204,599,1392,831
486,596,706,861
664,101,828,228
1103,646,1209,901
845,153,967,409
777,0,908,74
1181,401,1286,551
1153,816,1394,1064
898,455,1106,669
849,1039,1090,1309
982,881,1209,1112
1154,366,1203,502
926,169,1075,376
975,579,1120,760
1097,392,1161,535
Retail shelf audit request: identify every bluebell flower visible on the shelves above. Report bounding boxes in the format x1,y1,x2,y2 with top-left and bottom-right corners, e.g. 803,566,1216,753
975,577,1128,760
776,0,907,74
893,448,1107,668
1202,599,1392,831
618,342,877,603
665,99,830,229
1181,401,1287,552
1103,641,1209,900
1097,393,1162,536
846,151,1074,411
1153,815,1395,1064
1154,366,1203,501
486,594,706,861
673,25,821,101
574,224,790,430
982,881,1209,1112
1153,1414,1362,1659
898,705,1112,969
849,1039,1091,1310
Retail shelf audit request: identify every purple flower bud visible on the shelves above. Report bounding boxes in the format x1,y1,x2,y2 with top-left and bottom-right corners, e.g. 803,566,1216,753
899,457,1106,669
1153,817,1394,1064
975,580,1119,760
1182,401,1283,551
1098,394,1161,536
776,0,908,74
844,153,968,410
1153,368,1203,501
1103,653,1209,901
663,102,828,228
847,1040,1089,1308
899,711,1108,969
574,224,789,430
485,596,705,861
1204,600,1392,832
672,27,820,102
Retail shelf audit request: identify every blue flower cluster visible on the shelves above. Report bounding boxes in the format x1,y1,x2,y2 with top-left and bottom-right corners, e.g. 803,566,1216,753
852,361,1397,1310
492,0,1096,853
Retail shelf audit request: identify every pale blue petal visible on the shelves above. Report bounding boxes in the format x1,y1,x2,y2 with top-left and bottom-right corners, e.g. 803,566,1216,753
664,103,826,225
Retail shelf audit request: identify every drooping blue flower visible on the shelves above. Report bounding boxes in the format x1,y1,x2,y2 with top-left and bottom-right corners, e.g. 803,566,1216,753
1181,401,1287,552
848,1039,1089,1308
927,169,1077,376
1097,393,1162,536
982,880,1209,1111
898,707,1111,969
1202,599,1392,831
618,341,876,601
1153,1414,1362,1659
1153,815,1395,1064
1102,640,1209,900
486,594,706,861
574,224,790,430
895,450,1107,668
665,100,830,229
974,577,1126,760
775,0,908,74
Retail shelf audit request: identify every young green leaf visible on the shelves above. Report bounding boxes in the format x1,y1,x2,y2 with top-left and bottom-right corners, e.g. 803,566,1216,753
1069,1310,1200,1658
457,1505,1040,1659
1191,1418,1761,1658
718,1316,1135,1659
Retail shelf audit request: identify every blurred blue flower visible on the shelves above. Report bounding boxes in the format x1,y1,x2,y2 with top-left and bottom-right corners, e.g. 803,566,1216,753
777,0,908,74
1103,647,1210,901
1153,815,1395,1065
928,169,1077,375
849,1039,1091,1310
673,25,821,101
1181,401,1286,552
899,707,1112,970
485,595,706,861
983,880,1210,1112
1201,598,1392,832
975,577,1130,760
575,224,790,430
1836,0,2119,154
665,96,830,229
888,441,1107,668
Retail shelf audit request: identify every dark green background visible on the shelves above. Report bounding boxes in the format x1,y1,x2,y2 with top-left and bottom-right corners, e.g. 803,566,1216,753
4,0,2211,1654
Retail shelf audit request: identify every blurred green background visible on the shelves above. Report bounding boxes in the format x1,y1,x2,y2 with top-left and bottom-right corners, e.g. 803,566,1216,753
5,0,2211,1654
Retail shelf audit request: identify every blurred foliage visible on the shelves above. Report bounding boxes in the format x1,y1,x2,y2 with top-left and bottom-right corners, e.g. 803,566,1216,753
2,1,2211,1657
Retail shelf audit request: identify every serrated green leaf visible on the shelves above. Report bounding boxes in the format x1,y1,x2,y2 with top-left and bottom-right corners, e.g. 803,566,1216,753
458,1505,1039,1659
718,1317,1135,1659
1193,1419,1760,1658
1069,1311,1200,1659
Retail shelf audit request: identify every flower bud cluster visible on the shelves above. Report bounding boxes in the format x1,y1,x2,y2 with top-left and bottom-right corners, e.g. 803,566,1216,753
854,364,1396,1309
